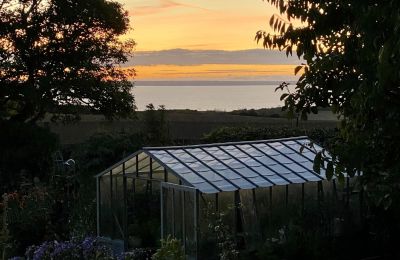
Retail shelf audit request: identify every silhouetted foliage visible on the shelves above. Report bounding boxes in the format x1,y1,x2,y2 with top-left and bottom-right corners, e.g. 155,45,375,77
230,107,284,118
0,122,59,193
203,126,335,147
144,104,170,146
257,0,400,257
257,0,400,204
0,0,136,123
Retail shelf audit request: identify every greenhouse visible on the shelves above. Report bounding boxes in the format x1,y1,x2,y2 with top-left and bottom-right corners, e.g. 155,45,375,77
96,136,359,259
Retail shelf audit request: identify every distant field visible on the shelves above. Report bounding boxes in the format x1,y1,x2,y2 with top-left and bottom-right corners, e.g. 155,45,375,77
40,109,338,145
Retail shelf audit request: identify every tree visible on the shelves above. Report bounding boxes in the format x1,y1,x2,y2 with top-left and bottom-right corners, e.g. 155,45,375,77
0,0,136,123
143,103,169,145
257,0,400,205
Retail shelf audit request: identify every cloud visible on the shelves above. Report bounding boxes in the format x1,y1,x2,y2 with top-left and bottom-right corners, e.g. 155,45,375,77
130,0,209,16
126,49,303,66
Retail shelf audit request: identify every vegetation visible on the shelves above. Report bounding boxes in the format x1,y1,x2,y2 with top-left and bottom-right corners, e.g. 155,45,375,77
152,236,185,260
256,0,400,257
203,126,335,147
0,122,59,193
3,0,399,258
257,0,400,203
0,0,136,123
230,107,284,118
143,104,170,146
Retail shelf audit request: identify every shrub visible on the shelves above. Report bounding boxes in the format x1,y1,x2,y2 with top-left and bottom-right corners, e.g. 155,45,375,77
203,126,335,146
0,121,59,193
152,236,185,260
120,248,156,260
4,188,53,256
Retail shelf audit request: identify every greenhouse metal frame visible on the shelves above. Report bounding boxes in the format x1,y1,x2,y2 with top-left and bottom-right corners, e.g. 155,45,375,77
96,136,356,259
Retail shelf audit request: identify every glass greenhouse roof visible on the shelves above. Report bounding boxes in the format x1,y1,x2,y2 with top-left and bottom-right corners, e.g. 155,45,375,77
96,136,328,194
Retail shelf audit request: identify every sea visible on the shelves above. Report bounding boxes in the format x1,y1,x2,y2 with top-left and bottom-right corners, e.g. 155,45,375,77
132,81,295,111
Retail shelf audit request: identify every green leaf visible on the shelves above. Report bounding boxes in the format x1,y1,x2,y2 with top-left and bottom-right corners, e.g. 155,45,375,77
280,93,289,101
337,172,345,185
311,106,318,114
326,161,334,180
313,152,322,174
294,65,303,75
269,15,275,27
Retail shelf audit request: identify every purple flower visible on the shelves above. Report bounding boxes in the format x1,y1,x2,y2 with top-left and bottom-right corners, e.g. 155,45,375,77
81,236,96,250
51,241,75,257
33,241,50,260
80,236,97,258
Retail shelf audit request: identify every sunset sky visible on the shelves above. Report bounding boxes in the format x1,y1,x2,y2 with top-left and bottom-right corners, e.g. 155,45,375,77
117,0,302,81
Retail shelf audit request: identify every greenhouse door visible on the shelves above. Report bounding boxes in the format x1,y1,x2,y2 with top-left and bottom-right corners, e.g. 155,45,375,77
161,183,198,260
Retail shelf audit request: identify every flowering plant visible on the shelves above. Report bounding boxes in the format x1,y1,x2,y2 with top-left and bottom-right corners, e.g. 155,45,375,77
25,236,113,260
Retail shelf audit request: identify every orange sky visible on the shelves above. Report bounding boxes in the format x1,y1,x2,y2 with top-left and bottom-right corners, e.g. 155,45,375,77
130,64,297,80
117,0,301,80
119,0,282,51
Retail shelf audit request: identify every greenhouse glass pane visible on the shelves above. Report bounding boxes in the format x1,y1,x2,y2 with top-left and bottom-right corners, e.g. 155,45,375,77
221,147,247,158
212,179,236,191
285,163,307,172
203,148,230,159
224,159,244,169
285,153,309,163
196,182,219,193
112,174,124,239
208,161,228,171
298,171,322,182
162,186,174,238
234,167,259,178
169,149,186,155
150,150,167,156
231,178,255,189
269,164,291,175
99,174,112,238
239,190,260,251
282,173,304,183
184,191,197,258
248,176,272,187
186,162,209,172
250,166,275,176
269,142,295,154
180,172,205,184
174,190,183,241
203,146,219,152
286,143,303,153
256,156,278,166
301,151,317,160
112,164,123,175
124,157,137,171
238,157,261,167
268,175,290,185
270,154,292,164
252,143,279,155
198,170,224,182
219,168,241,180
300,160,314,170
167,163,192,174
153,153,178,164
